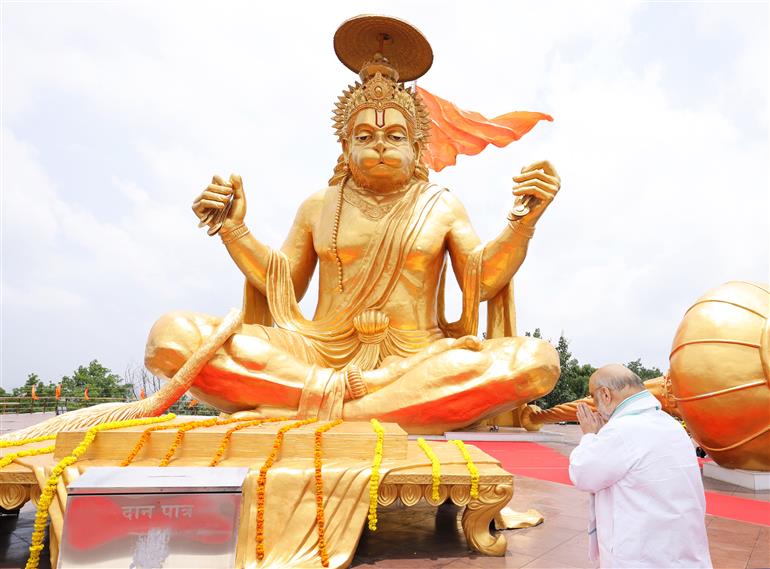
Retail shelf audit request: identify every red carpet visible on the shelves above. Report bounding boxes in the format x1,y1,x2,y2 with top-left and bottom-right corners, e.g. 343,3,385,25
474,441,770,527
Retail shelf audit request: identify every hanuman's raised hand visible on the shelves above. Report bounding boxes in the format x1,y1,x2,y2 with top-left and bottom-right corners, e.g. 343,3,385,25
511,160,561,226
192,174,247,235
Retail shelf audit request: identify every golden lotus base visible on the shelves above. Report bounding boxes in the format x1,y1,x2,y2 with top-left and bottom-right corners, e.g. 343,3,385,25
1,420,520,568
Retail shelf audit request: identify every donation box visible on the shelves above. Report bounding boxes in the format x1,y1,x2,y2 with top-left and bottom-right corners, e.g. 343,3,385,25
59,467,248,568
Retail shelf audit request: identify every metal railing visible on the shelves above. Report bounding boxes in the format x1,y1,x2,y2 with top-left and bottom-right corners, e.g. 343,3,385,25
0,396,126,414
0,396,220,416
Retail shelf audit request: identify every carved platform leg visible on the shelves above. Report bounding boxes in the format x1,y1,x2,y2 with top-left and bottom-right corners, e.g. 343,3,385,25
0,483,31,512
461,484,513,556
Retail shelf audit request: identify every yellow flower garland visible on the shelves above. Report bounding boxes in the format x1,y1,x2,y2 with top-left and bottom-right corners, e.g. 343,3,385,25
0,445,56,470
451,439,480,499
367,419,384,531
416,437,441,501
0,434,57,448
313,419,343,567
25,413,175,569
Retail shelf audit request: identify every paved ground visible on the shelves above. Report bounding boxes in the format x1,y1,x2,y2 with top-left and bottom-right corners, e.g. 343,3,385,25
1,415,768,568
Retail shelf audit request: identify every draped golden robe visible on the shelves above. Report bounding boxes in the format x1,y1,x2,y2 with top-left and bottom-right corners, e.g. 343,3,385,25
240,181,517,420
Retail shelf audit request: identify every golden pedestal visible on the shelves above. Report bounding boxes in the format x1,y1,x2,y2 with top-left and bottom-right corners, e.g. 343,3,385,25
1,419,518,568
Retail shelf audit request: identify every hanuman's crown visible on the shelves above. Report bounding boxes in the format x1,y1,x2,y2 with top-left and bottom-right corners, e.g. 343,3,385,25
332,15,433,143
332,54,430,142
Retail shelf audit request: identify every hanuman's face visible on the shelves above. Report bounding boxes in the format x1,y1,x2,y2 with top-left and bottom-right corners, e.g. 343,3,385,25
344,107,418,192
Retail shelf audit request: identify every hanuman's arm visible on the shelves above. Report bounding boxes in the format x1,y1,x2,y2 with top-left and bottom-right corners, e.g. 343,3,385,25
213,181,319,300
444,194,532,301
446,161,560,301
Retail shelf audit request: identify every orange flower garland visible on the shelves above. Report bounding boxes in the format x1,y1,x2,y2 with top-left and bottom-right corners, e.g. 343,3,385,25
158,417,221,466
121,419,201,466
122,415,261,467
256,417,318,560
208,417,290,467
313,419,343,567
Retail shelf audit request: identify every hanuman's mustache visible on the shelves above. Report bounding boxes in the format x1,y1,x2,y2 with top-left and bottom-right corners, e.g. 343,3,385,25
358,150,404,168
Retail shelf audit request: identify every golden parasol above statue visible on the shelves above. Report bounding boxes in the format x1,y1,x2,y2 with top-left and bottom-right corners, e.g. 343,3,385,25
333,14,433,82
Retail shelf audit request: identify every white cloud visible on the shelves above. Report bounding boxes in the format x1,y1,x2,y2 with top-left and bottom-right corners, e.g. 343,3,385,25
1,0,767,390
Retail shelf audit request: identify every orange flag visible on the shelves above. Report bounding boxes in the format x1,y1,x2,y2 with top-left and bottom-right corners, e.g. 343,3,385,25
31,385,39,400
415,86,553,172
139,388,146,400
187,399,199,408
84,387,90,400
55,384,61,399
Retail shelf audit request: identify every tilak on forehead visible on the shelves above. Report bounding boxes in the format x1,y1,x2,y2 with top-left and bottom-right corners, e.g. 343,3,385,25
332,15,432,141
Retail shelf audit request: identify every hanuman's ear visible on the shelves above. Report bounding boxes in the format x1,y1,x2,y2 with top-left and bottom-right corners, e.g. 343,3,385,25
341,138,350,160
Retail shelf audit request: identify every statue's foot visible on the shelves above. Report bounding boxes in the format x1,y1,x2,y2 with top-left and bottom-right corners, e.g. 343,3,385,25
226,410,264,421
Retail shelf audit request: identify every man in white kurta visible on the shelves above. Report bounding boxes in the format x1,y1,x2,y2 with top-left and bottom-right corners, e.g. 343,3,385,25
569,364,711,568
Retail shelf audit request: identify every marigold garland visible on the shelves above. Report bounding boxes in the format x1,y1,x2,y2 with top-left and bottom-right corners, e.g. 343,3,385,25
25,414,175,569
122,415,250,466
416,437,441,501
256,417,318,561
313,419,343,567
0,435,57,448
451,439,480,499
121,419,193,466
367,419,385,531
0,445,56,470
208,417,290,467
158,417,224,466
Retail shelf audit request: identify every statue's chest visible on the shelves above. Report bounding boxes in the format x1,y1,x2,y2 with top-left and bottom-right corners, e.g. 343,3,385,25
314,202,444,268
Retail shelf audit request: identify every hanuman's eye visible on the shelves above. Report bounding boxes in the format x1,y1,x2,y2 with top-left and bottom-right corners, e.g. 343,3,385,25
389,133,405,142
355,134,371,143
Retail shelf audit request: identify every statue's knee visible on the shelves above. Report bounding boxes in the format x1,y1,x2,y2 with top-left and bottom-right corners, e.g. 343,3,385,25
525,338,560,396
145,311,203,378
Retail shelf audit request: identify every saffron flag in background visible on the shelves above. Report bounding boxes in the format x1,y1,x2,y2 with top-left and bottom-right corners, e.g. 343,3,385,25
55,384,61,399
188,399,199,408
84,387,90,400
31,385,39,400
416,86,553,172
139,388,146,400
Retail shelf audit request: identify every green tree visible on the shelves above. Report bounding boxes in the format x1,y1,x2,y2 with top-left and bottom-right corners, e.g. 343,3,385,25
60,360,132,399
626,358,663,380
12,373,43,397
526,332,596,409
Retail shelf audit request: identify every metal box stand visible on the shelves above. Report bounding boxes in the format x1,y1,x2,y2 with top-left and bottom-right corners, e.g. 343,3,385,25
59,467,248,568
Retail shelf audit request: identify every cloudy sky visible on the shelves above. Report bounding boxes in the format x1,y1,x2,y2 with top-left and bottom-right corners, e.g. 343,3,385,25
1,1,767,390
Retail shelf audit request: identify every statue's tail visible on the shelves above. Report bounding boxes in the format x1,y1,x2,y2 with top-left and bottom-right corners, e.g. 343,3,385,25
0,309,243,442
514,375,680,431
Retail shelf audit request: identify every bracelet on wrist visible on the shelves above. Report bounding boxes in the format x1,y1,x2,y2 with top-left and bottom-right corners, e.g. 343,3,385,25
506,216,536,239
220,223,250,245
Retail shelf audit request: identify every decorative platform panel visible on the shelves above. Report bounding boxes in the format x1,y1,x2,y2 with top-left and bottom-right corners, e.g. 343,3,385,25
53,418,408,462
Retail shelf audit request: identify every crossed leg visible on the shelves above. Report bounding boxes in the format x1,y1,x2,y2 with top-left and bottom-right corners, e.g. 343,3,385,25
145,311,559,432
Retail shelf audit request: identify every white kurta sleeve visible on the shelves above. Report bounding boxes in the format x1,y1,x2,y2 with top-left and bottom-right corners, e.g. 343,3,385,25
569,426,631,493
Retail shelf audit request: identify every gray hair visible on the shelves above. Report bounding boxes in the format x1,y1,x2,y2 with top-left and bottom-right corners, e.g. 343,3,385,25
594,367,645,391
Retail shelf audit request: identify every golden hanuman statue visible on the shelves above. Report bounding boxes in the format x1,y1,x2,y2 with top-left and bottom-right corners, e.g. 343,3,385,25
144,16,561,434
